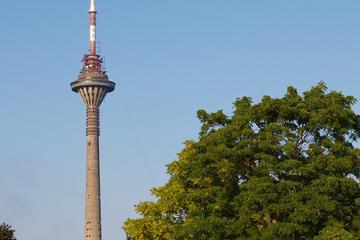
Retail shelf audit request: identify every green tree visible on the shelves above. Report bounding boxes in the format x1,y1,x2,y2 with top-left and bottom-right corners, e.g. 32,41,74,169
0,223,16,240
313,223,354,240
124,83,360,240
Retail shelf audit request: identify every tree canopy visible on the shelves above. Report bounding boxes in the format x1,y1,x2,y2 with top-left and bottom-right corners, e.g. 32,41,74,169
124,83,360,240
0,223,16,240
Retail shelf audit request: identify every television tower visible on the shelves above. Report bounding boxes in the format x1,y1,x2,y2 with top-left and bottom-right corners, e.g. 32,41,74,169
70,0,115,240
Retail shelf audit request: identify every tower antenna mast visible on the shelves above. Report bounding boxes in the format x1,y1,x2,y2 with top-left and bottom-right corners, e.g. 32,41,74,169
89,0,96,56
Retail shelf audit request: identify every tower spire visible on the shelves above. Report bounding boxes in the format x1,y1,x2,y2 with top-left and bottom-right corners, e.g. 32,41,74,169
70,1,115,240
89,0,96,55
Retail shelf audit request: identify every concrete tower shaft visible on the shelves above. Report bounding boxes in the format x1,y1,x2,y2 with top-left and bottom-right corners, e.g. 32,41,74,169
70,0,115,240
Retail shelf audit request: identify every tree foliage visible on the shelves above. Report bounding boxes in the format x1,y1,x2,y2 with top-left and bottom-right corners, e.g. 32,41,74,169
124,83,360,239
0,223,16,240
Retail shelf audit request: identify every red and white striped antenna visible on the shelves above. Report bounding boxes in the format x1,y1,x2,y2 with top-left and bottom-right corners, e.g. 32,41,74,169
89,0,97,56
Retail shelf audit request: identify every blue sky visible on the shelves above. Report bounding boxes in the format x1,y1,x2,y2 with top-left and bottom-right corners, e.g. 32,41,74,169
1,1,360,239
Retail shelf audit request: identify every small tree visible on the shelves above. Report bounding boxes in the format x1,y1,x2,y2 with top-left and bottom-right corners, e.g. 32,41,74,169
0,223,16,240
124,83,360,239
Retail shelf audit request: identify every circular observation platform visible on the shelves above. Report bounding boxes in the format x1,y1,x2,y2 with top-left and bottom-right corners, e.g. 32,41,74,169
71,72,115,93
